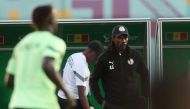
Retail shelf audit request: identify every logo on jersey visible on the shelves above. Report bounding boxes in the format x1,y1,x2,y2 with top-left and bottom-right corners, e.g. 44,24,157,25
108,61,114,70
68,57,74,68
128,58,134,65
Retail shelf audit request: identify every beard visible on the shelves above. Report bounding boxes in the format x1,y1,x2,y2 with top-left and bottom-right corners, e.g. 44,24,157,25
118,44,127,51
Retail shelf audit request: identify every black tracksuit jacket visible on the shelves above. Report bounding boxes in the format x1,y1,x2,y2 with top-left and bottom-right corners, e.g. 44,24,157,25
90,45,149,105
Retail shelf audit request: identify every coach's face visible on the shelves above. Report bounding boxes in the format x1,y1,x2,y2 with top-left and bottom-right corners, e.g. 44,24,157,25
112,34,128,51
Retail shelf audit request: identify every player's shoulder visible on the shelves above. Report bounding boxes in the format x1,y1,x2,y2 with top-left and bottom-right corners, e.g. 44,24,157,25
70,52,84,60
131,48,140,55
52,34,65,46
14,32,34,49
128,47,142,59
70,52,86,65
43,32,66,48
46,32,61,42
130,48,138,53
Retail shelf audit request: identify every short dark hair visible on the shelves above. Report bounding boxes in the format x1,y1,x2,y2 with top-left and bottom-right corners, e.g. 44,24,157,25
32,5,52,29
87,40,104,57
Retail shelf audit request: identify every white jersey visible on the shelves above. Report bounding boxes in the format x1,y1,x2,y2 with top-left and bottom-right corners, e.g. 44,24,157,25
58,52,90,99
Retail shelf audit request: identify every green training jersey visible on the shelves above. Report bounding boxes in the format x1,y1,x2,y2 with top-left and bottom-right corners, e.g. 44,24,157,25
6,31,66,109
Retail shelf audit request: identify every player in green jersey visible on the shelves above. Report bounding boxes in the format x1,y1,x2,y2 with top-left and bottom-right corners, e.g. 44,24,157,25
4,5,75,109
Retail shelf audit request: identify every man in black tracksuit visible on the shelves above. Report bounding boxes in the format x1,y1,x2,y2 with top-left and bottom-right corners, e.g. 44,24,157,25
90,25,149,109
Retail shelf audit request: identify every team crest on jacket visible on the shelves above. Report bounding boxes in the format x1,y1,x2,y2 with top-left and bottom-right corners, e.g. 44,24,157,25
128,58,134,65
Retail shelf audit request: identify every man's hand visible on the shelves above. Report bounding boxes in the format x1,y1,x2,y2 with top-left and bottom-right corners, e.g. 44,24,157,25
66,98,76,109
102,100,106,107
78,86,91,109
65,92,76,109
4,73,14,88
90,106,94,109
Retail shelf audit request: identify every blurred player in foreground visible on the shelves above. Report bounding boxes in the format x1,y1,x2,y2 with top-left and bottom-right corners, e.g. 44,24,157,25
4,5,75,109
58,40,104,109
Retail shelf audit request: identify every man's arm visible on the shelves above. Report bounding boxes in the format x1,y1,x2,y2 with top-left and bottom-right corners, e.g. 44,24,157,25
42,57,74,102
4,53,16,89
78,86,90,109
4,73,14,88
90,57,105,105
137,55,149,98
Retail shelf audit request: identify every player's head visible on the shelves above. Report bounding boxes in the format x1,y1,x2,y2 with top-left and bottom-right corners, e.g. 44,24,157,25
111,25,129,51
32,5,57,33
84,40,104,62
